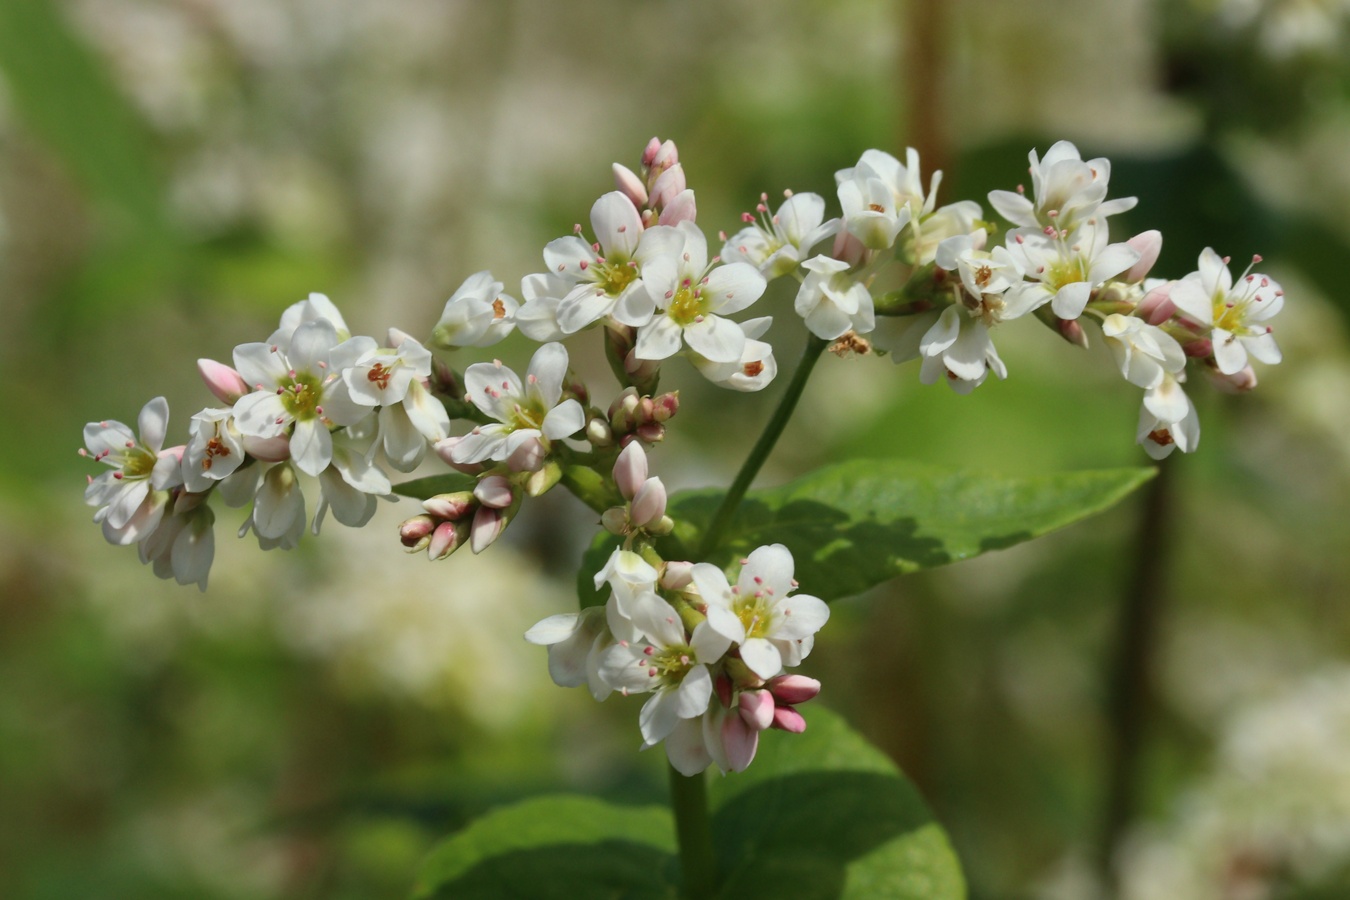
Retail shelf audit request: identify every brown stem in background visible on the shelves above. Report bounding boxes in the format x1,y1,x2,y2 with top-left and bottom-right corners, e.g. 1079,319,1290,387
903,0,950,178
1097,458,1175,890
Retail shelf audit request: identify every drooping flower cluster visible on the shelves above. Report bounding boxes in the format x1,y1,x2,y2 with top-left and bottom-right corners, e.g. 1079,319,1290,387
81,136,1287,774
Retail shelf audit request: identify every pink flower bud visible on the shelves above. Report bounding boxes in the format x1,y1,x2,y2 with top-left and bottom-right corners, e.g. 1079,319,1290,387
1123,230,1162,283
470,505,507,554
651,139,678,172
640,136,662,168
400,514,437,551
738,689,776,732
630,477,667,528
387,326,416,348
197,359,249,405
767,674,821,705
609,387,641,433
661,560,694,591
613,441,648,499
428,520,466,560
650,164,687,210
656,189,696,227
1210,363,1258,394
720,711,760,772
1185,338,1213,358
831,229,867,268
505,435,546,472
1138,282,1177,326
612,163,648,209
1057,317,1090,350
242,434,291,462
771,706,807,733
636,423,664,444
651,391,680,423
422,491,476,520
474,475,515,509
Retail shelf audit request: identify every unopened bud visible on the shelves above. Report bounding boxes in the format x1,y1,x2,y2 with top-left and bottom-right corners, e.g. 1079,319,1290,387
1123,230,1162,283
648,515,674,536
714,674,734,709
612,162,648,209
640,136,662,169
198,359,249,405
630,477,667,528
387,326,416,348
613,441,648,499
506,436,547,472
431,358,460,396
657,189,696,227
738,689,776,731
422,491,476,520
609,387,641,434
637,396,657,426
522,459,563,497
1138,282,1177,326
651,138,678,173
473,475,515,509
601,507,629,536
586,417,614,448
1185,338,1213,358
428,520,468,560
770,706,807,733
1210,363,1258,394
649,164,687,210
721,713,759,772
400,514,437,551
651,391,680,423
470,505,509,554
635,422,665,444
1058,316,1090,349
767,674,821,705
242,434,290,462
661,560,694,591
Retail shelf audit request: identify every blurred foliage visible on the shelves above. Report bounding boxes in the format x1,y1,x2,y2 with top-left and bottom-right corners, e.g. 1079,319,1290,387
2,0,1350,898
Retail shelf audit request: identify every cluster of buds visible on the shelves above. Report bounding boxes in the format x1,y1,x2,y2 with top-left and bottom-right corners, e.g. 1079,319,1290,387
710,673,821,771
605,387,679,447
600,443,673,540
400,475,520,560
612,136,695,229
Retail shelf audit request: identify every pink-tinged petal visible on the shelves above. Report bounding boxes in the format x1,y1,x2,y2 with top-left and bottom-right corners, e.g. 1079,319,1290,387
683,315,746,364
640,690,683,744
676,664,714,719
703,263,766,316
772,593,829,641
136,397,170,451
634,315,685,361
198,359,249,404
720,712,759,772
542,235,596,280
987,190,1037,227
630,477,667,527
542,399,585,441
771,706,807,733
1197,247,1230,295
657,189,697,226
612,162,648,207
526,342,569,408
740,544,795,595
469,505,506,553
738,689,776,731
474,475,515,509
591,191,643,260
1051,281,1093,320
1167,278,1212,325
739,637,784,680
613,442,648,499
232,342,289,389
318,466,377,528
768,674,821,705
83,419,137,459
288,319,340,372
1123,230,1162,282
1242,330,1281,366
666,717,713,776
463,361,524,422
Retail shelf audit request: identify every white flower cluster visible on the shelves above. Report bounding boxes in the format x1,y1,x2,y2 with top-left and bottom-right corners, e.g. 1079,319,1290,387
527,448,830,776
724,139,1286,459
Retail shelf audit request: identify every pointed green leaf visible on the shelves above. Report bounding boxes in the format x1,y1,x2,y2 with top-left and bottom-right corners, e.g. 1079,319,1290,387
393,473,478,501
710,706,965,899
667,460,1154,601
410,794,678,900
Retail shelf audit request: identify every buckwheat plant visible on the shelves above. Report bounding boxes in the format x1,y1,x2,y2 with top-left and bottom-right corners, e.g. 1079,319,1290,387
81,137,1286,897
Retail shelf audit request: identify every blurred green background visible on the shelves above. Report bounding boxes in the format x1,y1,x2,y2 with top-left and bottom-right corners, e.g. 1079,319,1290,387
3,0,1350,897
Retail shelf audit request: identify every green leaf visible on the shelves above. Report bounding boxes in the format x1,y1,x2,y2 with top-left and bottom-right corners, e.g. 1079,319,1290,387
410,795,678,900
393,474,478,501
670,460,1155,602
709,706,965,899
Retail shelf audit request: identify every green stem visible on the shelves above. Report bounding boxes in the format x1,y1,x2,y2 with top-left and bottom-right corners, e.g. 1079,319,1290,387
697,334,828,559
669,764,717,898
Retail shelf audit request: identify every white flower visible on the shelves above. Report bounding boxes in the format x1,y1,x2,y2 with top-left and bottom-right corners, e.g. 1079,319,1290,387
337,334,449,471
835,148,937,251
720,191,838,279
534,192,667,334
1168,248,1283,376
1137,374,1200,459
271,293,351,350
599,591,733,749
936,233,1023,300
988,141,1136,233
313,422,391,533
1101,314,1186,390
689,316,777,392
449,342,585,469
82,397,181,545
691,544,830,680
231,319,371,477
622,220,767,364
238,462,306,550
182,408,245,493
525,605,615,702
1008,222,1141,320
918,306,1008,394
794,256,875,340
431,271,518,349
139,499,215,591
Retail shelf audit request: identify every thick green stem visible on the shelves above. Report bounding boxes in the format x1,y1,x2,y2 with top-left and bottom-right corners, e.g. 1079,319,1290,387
669,764,717,898
697,334,828,559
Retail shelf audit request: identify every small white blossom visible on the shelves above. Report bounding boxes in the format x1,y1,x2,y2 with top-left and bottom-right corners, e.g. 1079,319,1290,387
794,256,875,340
835,148,937,251
689,317,777,392
720,191,838,279
1168,248,1283,376
988,141,1136,233
182,408,245,493
1137,374,1200,459
82,397,182,545
1102,314,1186,390
1008,222,1141,320
337,334,448,471
431,271,518,349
